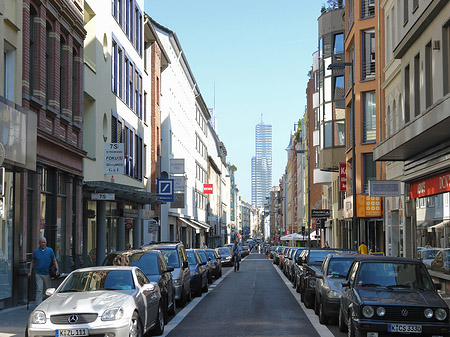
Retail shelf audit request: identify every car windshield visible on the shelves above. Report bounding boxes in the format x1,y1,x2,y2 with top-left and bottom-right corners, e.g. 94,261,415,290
104,252,160,275
205,250,216,260
159,249,180,269
420,249,440,260
309,250,340,264
59,270,135,292
327,259,355,277
198,251,208,263
356,262,434,290
219,248,231,256
186,251,198,266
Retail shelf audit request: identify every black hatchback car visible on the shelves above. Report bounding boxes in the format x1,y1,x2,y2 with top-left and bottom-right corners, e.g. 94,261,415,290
103,249,175,323
339,255,450,337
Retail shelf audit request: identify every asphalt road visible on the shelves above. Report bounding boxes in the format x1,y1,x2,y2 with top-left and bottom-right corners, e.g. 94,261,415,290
162,252,345,337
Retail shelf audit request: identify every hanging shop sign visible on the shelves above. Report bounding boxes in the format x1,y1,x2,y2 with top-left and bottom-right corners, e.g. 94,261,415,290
91,193,115,201
203,184,213,194
339,163,347,192
104,143,124,174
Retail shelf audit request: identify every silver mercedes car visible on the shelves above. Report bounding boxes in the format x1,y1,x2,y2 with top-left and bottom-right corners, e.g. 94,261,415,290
27,266,165,337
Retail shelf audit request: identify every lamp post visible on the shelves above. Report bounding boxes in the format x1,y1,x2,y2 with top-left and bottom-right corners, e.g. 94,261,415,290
327,61,357,249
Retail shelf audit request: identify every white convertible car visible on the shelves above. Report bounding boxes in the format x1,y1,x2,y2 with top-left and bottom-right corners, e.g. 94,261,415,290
27,266,165,337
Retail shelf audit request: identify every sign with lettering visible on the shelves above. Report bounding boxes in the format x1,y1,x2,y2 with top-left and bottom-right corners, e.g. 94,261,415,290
311,209,330,218
410,171,450,199
369,180,401,197
203,184,213,194
104,143,124,174
91,193,115,201
339,163,346,192
170,159,185,174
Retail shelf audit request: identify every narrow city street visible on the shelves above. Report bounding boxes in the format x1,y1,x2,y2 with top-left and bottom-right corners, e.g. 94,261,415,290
161,251,342,337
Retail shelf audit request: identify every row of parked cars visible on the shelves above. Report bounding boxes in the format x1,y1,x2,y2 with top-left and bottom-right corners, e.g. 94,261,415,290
27,242,234,337
271,245,450,337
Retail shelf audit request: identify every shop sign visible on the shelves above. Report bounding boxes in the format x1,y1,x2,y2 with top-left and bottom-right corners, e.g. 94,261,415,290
339,163,346,192
343,195,383,218
170,158,185,174
203,184,213,194
369,180,401,197
91,193,115,201
410,171,450,199
172,176,185,191
311,209,330,218
104,143,124,174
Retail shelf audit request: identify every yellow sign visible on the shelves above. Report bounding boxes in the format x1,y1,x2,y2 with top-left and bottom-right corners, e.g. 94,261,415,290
357,195,382,217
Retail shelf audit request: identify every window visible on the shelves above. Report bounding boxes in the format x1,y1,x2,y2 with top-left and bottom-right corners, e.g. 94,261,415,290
112,40,117,93
46,23,51,105
125,58,129,105
348,0,354,30
363,91,376,143
3,43,14,101
59,37,65,113
425,42,433,108
362,29,375,80
333,33,344,54
404,65,410,123
403,0,408,25
334,76,345,100
144,91,147,123
72,47,77,121
444,23,450,95
118,47,123,99
29,6,37,94
386,106,391,137
413,0,418,11
414,53,420,117
363,153,376,193
129,63,134,110
361,0,375,18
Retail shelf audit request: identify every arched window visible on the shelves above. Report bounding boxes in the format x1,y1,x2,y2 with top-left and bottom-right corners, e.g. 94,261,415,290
392,100,397,134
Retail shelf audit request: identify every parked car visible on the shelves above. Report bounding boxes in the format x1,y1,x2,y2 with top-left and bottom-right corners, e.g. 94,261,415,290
216,247,233,267
273,246,285,265
279,247,290,270
288,248,305,283
103,249,176,322
431,248,450,274
203,248,222,279
295,248,355,308
186,249,208,297
418,247,443,268
27,266,165,337
142,241,191,307
241,245,250,257
314,253,358,324
269,246,277,259
339,255,450,337
283,248,295,276
196,249,213,283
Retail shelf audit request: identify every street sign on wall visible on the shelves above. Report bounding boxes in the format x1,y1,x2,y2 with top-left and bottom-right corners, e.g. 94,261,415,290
203,184,213,194
157,179,174,202
311,209,330,218
369,180,401,197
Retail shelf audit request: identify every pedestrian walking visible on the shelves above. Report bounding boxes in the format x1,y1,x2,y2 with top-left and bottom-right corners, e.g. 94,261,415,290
232,241,241,272
28,237,59,305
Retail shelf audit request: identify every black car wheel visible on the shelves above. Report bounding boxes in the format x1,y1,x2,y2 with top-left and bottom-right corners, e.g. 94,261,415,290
314,295,320,315
129,311,143,337
338,308,348,332
168,291,176,315
319,300,329,325
347,314,355,337
151,301,165,336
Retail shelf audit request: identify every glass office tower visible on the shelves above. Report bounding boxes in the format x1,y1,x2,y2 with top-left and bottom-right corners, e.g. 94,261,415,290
251,121,272,208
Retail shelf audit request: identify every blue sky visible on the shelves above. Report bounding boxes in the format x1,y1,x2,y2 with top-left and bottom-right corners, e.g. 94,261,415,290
144,1,321,203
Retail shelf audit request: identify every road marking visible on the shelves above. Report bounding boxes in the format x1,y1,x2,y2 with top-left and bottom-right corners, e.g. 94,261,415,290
273,264,334,337
161,266,234,337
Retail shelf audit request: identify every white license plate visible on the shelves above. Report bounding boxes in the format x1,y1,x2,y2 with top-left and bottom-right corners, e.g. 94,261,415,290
388,324,422,333
56,329,89,337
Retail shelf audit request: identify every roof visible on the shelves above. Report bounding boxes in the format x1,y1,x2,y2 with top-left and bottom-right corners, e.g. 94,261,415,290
353,255,422,264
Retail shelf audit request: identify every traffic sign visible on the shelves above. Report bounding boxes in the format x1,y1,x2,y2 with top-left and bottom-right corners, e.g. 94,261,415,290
157,179,174,202
311,209,330,218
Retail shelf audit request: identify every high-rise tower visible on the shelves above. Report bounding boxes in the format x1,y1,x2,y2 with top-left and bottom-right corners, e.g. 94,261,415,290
251,119,272,208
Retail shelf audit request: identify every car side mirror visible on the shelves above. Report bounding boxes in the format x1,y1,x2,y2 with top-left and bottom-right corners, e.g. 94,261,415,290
434,283,442,290
341,280,350,288
165,267,174,273
182,260,189,269
142,283,156,292
315,272,324,279
45,288,56,296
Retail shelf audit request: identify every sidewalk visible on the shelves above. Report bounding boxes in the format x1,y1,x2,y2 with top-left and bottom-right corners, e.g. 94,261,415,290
0,303,32,337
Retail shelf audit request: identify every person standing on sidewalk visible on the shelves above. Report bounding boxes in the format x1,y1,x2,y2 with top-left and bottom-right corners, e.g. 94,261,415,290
28,237,59,305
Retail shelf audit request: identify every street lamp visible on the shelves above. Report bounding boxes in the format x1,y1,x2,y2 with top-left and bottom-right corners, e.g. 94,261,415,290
327,60,357,249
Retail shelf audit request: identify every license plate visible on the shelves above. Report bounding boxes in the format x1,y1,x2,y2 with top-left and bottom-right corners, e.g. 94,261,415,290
56,329,89,336
388,324,422,333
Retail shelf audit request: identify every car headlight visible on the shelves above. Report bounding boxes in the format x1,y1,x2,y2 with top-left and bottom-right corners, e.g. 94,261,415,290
308,278,315,288
31,310,46,324
376,306,386,317
327,290,340,299
102,307,124,321
435,308,447,321
424,308,434,319
362,305,375,318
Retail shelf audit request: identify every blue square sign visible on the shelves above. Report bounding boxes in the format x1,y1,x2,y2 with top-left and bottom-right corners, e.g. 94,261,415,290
157,179,174,202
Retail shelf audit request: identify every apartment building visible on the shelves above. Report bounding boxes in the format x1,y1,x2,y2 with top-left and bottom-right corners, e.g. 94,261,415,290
343,0,384,251
151,18,214,248
374,0,450,292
